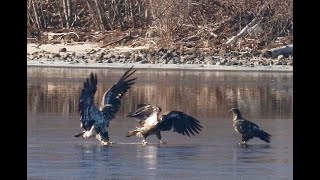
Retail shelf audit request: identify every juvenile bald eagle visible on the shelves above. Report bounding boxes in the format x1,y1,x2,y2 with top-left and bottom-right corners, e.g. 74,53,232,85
126,104,203,144
74,67,137,145
230,108,271,144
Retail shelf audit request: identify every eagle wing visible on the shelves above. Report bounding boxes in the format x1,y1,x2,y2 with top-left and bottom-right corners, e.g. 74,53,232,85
158,111,203,137
127,104,155,124
78,73,97,131
235,118,271,143
235,119,260,134
100,66,137,121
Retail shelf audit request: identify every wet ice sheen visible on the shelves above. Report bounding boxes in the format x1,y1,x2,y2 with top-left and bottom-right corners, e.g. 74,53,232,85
27,67,292,179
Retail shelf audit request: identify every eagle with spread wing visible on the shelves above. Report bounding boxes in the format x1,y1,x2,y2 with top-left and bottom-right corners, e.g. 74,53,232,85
230,108,271,144
126,104,203,144
74,67,137,145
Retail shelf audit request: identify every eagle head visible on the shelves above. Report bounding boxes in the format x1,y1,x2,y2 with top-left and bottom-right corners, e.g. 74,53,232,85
153,106,162,113
229,108,242,119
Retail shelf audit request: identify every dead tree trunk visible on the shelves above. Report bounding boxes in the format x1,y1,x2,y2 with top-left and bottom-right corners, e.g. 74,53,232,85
85,0,100,30
129,0,136,28
62,0,72,28
31,0,41,29
225,3,269,46
67,0,72,27
27,4,36,28
94,0,105,31
62,0,69,28
148,0,156,20
113,0,125,30
38,0,47,28
53,0,64,28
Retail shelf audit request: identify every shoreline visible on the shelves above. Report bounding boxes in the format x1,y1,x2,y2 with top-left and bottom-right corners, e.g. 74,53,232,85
27,43,293,72
27,61,292,72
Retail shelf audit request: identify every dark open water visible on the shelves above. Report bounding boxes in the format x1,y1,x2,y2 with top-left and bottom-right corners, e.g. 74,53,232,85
27,67,293,179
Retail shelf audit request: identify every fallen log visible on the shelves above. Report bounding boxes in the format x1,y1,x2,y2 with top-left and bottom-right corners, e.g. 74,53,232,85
100,34,135,48
225,18,261,45
264,44,293,58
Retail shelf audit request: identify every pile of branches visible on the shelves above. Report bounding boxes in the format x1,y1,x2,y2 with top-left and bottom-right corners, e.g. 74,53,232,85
27,0,292,51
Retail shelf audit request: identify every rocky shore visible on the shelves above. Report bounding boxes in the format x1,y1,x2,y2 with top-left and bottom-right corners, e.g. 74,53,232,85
27,43,293,71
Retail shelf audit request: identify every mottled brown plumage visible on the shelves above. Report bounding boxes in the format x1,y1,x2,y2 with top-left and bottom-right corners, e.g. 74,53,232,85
126,104,203,144
230,108,271,144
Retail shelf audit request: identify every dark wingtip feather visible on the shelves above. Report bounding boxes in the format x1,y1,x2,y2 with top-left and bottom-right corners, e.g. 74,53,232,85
185,126,195,136
184,130,190,137
101,66,137,120
120,67,136,81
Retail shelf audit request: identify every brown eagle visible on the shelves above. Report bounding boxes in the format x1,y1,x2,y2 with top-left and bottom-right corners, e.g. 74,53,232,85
230,108,271,144
126,104,203,144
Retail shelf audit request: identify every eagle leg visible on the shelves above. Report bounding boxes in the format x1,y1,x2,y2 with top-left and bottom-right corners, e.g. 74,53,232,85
100,130,113,145
156,132,166,144
83,126,96,138
142,136,148,145
240,134,251,145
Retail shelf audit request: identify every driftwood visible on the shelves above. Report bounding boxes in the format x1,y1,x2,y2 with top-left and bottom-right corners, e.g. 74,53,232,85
96,34,108,42
225,3,269,46
46,32,80,42
226,18,261,45
179,35,201,42
174,41,196,48
264,44,293,58
100,34,135,48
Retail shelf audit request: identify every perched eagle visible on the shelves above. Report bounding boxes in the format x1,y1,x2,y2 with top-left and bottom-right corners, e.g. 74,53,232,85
230,108,271,144
74,67,137,145
126,104,203,144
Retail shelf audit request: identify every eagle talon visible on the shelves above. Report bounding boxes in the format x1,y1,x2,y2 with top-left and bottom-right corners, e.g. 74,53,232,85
239,141,246,145
101,141,113,145
142,140,148,145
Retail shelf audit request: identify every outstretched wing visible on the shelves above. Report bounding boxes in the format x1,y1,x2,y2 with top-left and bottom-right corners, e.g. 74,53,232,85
100,66,137,121
158,111,203,137
78,73,97,131
127,104,155,124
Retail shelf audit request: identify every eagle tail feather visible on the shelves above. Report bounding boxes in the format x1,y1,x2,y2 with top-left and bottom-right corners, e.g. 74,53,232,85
256,129,271,143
